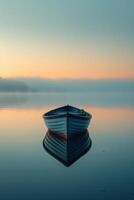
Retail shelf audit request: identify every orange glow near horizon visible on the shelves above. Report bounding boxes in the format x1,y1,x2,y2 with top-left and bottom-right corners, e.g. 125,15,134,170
1,69,134,80
1,62,134,79
1,38,134,80
1,55,134,79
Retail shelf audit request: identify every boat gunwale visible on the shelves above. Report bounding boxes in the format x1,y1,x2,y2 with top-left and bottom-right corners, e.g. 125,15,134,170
43,105,92,120
43,112,92,120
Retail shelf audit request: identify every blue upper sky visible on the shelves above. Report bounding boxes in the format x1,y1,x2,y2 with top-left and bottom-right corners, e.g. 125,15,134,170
0,0,133,39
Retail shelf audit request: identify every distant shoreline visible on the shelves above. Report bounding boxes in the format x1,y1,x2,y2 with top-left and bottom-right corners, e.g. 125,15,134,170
0,78,134,93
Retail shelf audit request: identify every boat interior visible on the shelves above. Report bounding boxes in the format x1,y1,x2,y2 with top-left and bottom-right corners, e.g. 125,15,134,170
45,105,90,117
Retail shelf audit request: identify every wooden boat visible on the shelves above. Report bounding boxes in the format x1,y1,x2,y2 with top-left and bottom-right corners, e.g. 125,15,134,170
43,105,92,138
43,130,92,166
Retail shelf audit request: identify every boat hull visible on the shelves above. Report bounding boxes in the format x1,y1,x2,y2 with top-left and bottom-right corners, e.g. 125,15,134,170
44,113,91,137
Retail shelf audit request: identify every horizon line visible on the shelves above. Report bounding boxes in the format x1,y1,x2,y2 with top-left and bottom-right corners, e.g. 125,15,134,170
1,76,134,81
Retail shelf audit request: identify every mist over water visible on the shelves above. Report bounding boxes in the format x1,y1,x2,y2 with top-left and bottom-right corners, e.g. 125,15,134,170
0,91,133,108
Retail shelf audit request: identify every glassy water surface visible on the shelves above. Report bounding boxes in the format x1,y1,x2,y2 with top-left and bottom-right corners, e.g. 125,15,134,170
0,92,134,200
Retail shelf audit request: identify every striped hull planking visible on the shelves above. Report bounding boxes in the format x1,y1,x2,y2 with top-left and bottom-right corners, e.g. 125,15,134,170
43,113,91,137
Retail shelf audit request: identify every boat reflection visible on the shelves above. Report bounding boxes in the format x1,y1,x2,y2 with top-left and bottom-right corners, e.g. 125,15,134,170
43,130,92,167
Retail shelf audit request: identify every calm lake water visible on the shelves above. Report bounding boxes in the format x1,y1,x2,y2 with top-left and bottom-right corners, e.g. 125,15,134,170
0,92,134,200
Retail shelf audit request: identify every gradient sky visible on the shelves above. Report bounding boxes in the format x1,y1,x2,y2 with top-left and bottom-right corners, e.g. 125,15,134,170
0,0,134,79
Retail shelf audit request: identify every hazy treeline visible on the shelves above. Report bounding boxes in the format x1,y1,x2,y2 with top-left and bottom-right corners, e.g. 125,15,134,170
19,78,134,92
0,78,29,92
0,78,134,92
